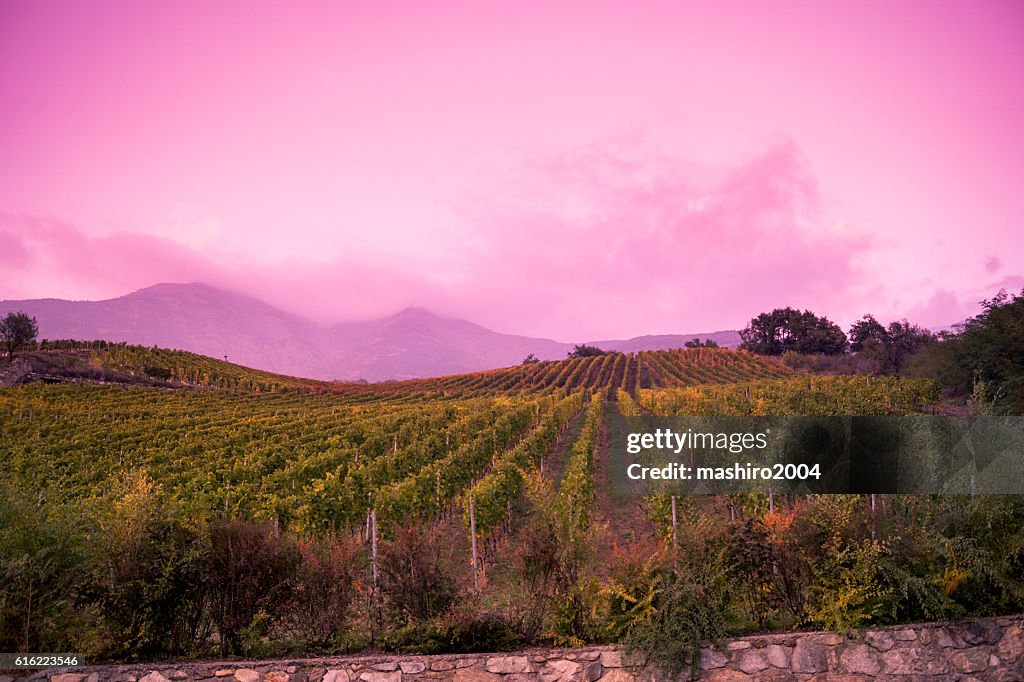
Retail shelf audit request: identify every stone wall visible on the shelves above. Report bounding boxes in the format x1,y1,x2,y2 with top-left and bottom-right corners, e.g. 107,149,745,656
7,615,1022,682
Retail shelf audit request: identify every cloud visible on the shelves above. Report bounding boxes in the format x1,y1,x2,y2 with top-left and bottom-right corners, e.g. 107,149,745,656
0,211,447,324
454,138,872,338
6,137,1006,341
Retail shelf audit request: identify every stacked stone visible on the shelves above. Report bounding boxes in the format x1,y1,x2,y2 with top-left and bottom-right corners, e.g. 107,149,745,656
8,615,1022,682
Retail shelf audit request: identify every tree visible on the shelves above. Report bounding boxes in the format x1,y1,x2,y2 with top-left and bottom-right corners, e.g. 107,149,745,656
739,308,847,356
849,315,935,374
0,311,38,360
522,353,540,365
685,338,719,348
942,289,1024,413
568,344,606,358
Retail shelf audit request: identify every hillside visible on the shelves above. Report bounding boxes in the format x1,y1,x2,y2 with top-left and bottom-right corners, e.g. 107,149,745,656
0,283,740,381
2,341,997,662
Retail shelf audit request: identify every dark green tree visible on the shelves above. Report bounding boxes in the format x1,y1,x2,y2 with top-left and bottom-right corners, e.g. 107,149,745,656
568,344,606,358
685,338,719,348
849,315,935,374
739,308,847,356
0,311,38,360
946,289,1024,413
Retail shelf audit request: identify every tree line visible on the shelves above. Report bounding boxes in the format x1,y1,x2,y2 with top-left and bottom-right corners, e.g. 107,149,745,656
738,289,1024,413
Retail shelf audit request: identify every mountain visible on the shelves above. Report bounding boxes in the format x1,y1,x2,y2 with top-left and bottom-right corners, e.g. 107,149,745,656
0,283,739,381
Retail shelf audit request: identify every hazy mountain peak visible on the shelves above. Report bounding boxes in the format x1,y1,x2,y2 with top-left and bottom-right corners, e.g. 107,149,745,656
0,283,742,381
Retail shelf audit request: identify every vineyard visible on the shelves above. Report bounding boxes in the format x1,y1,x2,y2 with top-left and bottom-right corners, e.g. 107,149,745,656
2,343,1019,661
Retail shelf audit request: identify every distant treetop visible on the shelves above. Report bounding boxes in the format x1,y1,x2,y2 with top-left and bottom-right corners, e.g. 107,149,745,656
568,344,607,358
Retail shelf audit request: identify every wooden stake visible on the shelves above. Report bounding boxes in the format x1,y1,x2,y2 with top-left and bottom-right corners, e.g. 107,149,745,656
469,496,479,591
670,495,678,566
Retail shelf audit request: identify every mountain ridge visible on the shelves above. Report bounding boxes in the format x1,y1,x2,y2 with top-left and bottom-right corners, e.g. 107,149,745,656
0,283,741,381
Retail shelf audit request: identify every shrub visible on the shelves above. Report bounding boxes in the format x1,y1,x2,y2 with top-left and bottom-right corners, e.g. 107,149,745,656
208,520,300,655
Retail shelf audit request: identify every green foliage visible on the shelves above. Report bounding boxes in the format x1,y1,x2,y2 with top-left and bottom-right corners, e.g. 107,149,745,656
950,289,1024,413
0,311,38,359
84,471,211,659
684,338,719,348
0,486,89,652
848,315,936,374
740,308,847,356
568,344,607,358
622,566,728,679
596,542,665,641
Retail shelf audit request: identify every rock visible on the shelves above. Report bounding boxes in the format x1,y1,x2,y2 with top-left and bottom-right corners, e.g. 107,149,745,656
140,674,171,682
263,672,289,682
577,652,601,662
880,647,925,675
728,641,752,651
455,660,479,669
539,660,581,682
0,676,14,682
51,676,85,682
505,675,537,682
235,671,260,682
358,673,401,682
431,663,455,672
215,672,234,679
839,644,881,676
370,664,398,673
950,649,990,674
453,670,501,682
700,649,729,670
738,651,770,674
988,668,1024,682
583,662,603,682
486,657,531,675
996,624,1023,662
400,662,426,675
751,670,794,682
864,631,894,652
791,640,828,673
764,644,789,669
959,621,1002,645
704,671,751,682
598,652,622,669
892,628,917,641
819,633,842,646
286,669,298,675
595,670,634,682
322,671,350,682
935,628,962,648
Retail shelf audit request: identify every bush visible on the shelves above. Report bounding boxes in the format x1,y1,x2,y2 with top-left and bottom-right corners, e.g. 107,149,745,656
282,533,365,648
378,522,463,624
0,487,89,652
208,520,300,655
622,565,728,679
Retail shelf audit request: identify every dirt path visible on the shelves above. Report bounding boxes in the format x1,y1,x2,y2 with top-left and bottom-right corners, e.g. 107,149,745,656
592,401,658,570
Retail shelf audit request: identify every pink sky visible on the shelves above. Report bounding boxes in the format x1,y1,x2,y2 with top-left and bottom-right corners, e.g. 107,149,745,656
1,0,1022,340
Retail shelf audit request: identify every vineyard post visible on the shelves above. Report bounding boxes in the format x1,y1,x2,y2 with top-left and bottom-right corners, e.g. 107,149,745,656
870,494,876,541
671,495,678,569
370,508,379,646
371,509,378,590
469,496,479,591
769,489,774,513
